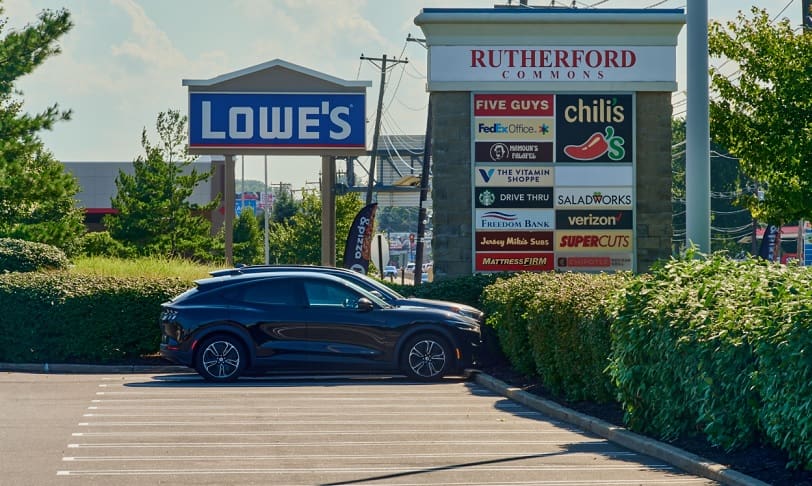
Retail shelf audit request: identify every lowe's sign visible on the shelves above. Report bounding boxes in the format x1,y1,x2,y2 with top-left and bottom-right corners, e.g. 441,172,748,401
188,92,366,149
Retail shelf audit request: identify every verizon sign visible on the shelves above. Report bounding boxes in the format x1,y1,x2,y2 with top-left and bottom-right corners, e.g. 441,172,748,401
430,45,675,83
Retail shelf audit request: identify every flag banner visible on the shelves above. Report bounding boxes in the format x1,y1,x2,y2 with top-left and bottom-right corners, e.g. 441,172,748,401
343,203,378,274
759,224,780,261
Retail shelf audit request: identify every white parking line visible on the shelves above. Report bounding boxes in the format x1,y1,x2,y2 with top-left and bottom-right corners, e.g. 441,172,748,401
66,439,606,448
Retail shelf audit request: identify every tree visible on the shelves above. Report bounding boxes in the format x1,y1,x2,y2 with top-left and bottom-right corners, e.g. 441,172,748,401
0,5,84,253
709,7,812,223
267,190,363,264
671,119,753,254
271,186,298,223
233,209,262,265
105,110,218,260
377,206,418,233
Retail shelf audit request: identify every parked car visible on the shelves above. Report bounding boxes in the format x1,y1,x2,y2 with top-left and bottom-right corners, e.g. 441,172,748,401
405,262,416,274
159,271,481,382
208,265,484,323
383,265,397,278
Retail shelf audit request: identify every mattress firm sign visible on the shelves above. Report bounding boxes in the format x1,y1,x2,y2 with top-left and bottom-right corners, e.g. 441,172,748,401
432,46,675,83
472,92,635,273
188,92,366,150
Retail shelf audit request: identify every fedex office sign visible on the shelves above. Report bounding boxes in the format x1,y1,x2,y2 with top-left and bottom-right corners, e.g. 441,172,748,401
188,92,366,149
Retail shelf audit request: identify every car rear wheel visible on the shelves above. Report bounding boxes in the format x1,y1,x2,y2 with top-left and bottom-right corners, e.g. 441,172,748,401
402,334,452,380
195,335,247,382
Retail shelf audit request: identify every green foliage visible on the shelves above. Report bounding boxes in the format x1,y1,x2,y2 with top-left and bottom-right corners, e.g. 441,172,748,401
69,255,211,281
78,231,134,258
233,210,262,265
0,272,188,363
481,272,626,402
671,119,753,255
0,237,68,272
709,7,812,223
105,109,218,261
271,188,298,223
480,273,545,375
608,251,812,464
377,206,418,233
0,6,85,254
267,190,363,264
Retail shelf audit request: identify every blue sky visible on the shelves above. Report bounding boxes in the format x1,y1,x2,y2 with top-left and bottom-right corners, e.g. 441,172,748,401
6,0,802,190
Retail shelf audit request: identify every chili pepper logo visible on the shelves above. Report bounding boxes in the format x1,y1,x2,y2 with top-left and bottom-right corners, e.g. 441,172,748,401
563,126,626,161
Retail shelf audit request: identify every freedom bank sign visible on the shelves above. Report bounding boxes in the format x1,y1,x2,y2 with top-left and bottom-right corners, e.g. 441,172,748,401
184,59,369,155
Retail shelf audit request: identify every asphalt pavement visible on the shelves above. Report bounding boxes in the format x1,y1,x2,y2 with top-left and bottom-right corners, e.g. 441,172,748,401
0,362,768,486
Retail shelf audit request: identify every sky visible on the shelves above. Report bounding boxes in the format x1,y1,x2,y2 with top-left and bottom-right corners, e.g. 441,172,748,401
5,0,804,190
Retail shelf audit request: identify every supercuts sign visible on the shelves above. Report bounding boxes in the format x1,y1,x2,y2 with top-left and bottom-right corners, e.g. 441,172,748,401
188,92,366,149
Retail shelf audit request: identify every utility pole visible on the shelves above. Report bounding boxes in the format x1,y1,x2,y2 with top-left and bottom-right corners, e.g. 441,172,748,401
360,53,408,205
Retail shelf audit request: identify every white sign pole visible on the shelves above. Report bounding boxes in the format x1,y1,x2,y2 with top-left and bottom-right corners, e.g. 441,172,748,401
264,155,270,264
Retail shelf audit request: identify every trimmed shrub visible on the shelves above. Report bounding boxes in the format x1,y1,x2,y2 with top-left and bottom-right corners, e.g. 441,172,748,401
0,272,189,363
0,238,69,272
608,252,812,457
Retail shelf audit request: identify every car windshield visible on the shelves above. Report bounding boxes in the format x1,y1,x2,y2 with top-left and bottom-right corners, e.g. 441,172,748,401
332,275,393,308
350,270,406,300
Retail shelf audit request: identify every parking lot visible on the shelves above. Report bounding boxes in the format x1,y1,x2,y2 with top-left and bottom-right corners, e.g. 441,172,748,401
1,372,716,485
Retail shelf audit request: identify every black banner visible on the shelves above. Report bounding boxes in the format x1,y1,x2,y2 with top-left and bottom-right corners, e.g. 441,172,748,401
342,203,378,274
758,224,780,262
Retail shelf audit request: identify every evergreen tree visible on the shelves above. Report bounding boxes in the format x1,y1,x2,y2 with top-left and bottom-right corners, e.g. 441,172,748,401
0,5,84,253
233,209,262,265
105,110,218,260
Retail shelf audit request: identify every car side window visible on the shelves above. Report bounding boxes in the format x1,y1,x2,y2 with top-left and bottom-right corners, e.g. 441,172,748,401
228,279,303,306
303,280,360,308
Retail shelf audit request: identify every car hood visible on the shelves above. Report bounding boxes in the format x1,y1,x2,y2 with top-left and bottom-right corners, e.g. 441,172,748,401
394,297,484,321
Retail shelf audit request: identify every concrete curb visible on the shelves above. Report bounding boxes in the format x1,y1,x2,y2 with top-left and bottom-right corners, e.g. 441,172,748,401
472,371,769,486
0,362,191,374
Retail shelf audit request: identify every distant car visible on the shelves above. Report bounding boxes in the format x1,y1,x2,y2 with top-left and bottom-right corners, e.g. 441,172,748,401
383,265,397,278
208,265,484,323
405,262,416,274
159,271,482,382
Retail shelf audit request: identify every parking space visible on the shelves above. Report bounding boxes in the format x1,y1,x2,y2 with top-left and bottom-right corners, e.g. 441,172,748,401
2,372,716,485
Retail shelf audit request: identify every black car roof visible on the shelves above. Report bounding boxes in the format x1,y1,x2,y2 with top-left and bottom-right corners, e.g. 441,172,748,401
195,270,351,292
209,265,358,277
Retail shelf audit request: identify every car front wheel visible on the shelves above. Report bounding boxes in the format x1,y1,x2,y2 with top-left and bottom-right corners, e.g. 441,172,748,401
195,335,247,382
402,335,452,380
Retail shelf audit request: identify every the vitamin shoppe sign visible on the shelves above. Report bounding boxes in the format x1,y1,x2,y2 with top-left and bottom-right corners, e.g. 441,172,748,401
472,92,635,273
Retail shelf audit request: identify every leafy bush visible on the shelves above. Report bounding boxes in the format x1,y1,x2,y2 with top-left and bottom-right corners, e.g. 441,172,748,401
482,272,627,401
0,272,189,363
481,273,547,375
609,251,812,465
0,238,69,272
78,231,135,258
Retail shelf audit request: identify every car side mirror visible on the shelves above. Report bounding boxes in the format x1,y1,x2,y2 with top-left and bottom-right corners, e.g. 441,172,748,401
356,297,374,312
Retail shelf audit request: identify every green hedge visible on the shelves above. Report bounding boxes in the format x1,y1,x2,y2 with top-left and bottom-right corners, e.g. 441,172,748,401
0,238,69,272
0,273,188,363
609,252,812,468
482,272,628,402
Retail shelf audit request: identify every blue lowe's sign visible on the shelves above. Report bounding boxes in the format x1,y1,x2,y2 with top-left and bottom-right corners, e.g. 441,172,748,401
188,92,366,149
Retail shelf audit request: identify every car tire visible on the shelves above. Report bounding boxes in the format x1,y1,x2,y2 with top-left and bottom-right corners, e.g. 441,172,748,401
195,335,247,382
401,334,452,380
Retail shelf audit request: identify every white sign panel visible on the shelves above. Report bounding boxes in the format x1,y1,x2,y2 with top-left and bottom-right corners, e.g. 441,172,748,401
431,46,676,83
555,166,633,187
